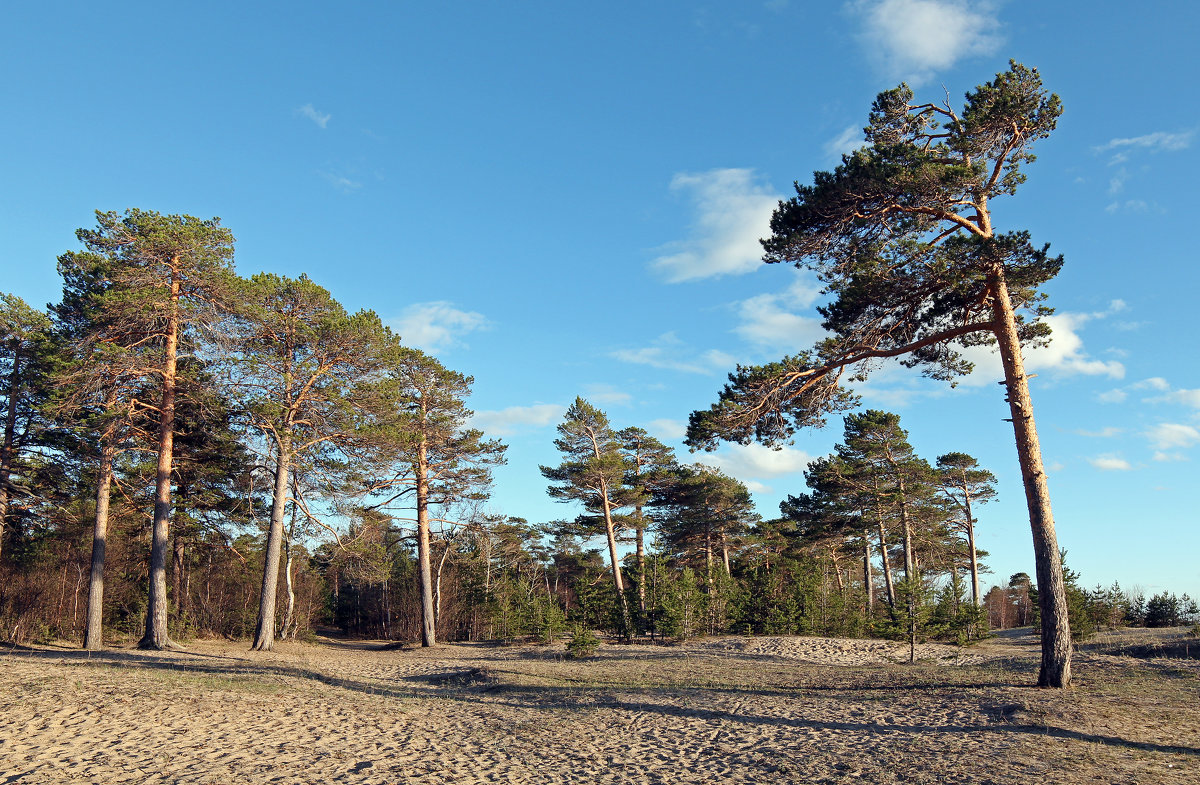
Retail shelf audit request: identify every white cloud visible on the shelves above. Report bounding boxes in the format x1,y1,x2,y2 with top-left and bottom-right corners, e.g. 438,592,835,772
297,103,331,129
1136,377,1200,408
652,169,780,282
469,404,563,437
646,418,687,441
1098,377,1200,409
824,124,864,158
320,172,362,192
1153,451,1188,463
582,384,632,406
1088,453,1133,471
1024,312,1125,379
389,301,491,353
1094,130,1194,156
694,443,812,481
1072,427,1123,438
851,0,1001,83
1135,377,1171,392
1145,423,1200,451
1167,388,1200,408
733,271,826,352
958,305,1125,386
611,332,734,375
1105,200,1151,214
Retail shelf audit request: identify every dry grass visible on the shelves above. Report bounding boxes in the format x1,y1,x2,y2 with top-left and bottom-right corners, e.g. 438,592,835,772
1,629,1197,784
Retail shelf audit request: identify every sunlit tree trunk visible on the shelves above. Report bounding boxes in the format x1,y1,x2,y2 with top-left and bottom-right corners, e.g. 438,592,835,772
416,438,437,646
991,270,1071,688
252,430,291,651
140,272,180,650
83,437,115,650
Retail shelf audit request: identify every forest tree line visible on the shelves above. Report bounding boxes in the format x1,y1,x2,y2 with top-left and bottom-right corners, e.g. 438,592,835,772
4,233,1192,652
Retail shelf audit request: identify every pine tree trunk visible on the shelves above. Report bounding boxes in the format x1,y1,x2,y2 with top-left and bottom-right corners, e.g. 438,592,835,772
435,543,453,627
830,546,844,591
171,532,186,629
862,535,874,614
0,347,21,564
416,440,437,647
280,530,295,639
896,473,914,582
83,438,114,650
874,483,896,607
966,515,981,608
990,270,1071,688
635,521,646,614
599,477,631,638
140,273,180,651
252,432,291,651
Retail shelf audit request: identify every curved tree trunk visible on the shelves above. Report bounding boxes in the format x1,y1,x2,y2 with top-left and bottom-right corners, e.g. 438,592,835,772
252,432,291,651
991,270,1071,688
140,274,180,651
83,438,115,650
598,477,631,639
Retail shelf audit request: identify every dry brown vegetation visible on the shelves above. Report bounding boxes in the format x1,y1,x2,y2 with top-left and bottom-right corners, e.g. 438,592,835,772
2,629,1197,784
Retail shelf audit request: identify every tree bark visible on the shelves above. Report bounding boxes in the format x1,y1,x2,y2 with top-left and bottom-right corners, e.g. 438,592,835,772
83,438,115,650
635,522,646,614
252,431,291,651
965,508,981,608
990,270,1071,688
598,476,632,638
171,532,186,629
280,529,296,640
435,542,453,627
0,347,23,564
874,482,896,607
416,439,437,647
140,273,180,650
862,535,874,614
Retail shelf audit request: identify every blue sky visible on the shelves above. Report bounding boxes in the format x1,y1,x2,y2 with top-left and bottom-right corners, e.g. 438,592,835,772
3,1,1198,598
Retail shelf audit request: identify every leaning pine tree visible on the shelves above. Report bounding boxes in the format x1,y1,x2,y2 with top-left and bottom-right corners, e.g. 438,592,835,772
686,62,1073,687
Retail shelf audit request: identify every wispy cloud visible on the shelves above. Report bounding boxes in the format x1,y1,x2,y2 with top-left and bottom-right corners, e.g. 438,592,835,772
297,103,331,129
1094,130,1194,157
850,0,1002,83
469,404,563,437
1103,377,1200,409
1088,453,1133,471
1072,426,1123,438
611,332,735,375
389,301,491,353
732,270,826,352
694,443,813,494
582,383,632,407
646,418,687,441
320,171,362,192
824,125,864,159
959,300,1126,386
652,169,780,282
1145,423,1200,451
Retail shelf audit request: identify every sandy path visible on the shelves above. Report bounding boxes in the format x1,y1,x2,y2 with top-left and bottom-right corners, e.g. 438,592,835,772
1,634,1197,784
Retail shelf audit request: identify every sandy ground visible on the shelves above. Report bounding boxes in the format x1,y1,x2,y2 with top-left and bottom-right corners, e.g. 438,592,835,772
1,630,1198,784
